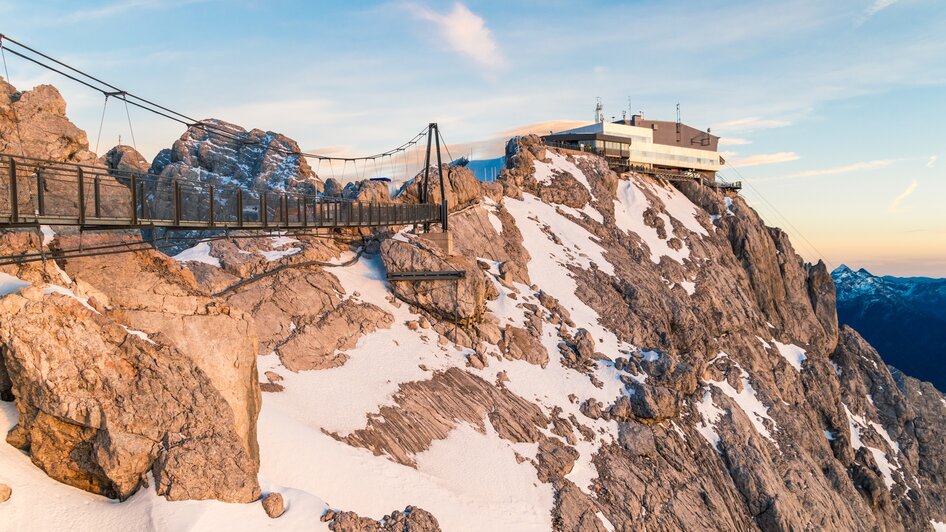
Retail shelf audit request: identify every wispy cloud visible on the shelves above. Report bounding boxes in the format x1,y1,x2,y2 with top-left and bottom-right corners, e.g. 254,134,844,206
729,151,799,167
927,155,938,168
715,116,791,133
63,0,205,23
888,179,917,212
718,137,752,146
859,0,900,25
765,159,897,180
403,2,505,70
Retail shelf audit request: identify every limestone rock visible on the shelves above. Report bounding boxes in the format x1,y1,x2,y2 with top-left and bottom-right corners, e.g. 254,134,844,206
0,287,260,502
327,506,441,532
276,299,393,372
262,492,285,518
397,164,481,212
380,238,497,323
337,368,548,466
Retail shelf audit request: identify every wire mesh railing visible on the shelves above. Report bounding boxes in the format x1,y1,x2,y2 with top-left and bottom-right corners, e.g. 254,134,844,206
0,154,442,229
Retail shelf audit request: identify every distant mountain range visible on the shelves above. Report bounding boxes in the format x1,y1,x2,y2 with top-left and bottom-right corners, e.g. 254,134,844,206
833,265,946,391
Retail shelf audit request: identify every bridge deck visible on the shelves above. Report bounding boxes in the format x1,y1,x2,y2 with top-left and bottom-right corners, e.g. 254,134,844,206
0,154,441,230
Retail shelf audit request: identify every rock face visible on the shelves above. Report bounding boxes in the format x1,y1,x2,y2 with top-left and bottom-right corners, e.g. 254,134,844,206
327,506,441,532
0,286,260,502
150,119,322,194
0,77,98,164
57,233,262,464
396,164,481,212
380,238,497,324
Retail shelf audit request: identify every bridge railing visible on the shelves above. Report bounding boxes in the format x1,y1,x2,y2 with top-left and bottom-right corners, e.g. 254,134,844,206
0,154,441,229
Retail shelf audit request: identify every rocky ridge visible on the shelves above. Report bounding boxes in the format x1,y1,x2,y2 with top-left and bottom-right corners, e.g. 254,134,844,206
1,78,945,530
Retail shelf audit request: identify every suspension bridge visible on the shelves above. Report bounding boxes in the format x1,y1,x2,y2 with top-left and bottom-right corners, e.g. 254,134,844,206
0,34,451,236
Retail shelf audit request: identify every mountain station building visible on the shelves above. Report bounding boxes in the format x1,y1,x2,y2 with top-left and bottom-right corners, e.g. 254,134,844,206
542,114,723,177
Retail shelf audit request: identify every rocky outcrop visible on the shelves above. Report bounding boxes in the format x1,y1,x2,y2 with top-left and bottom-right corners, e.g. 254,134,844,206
336,367,548,467
326,506,441,532
150,119,322,194
380,238,497,324
0,286,260,502
396,164,481,212
57,233,262,464
101,145,150,174
0,77,98,164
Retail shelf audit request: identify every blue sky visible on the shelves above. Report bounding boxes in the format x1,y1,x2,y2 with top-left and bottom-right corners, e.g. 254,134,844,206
1,0,944,276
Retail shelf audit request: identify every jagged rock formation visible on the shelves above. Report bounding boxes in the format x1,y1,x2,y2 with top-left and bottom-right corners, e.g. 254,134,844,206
0,77,98,164
150,119,322,194
326,506,441,532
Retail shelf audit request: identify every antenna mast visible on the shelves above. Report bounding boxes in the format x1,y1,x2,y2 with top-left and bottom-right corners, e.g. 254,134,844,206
676,102,682,143
595,97,604,123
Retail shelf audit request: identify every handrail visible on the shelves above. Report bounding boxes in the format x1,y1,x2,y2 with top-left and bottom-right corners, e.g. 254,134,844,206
0,153,441,230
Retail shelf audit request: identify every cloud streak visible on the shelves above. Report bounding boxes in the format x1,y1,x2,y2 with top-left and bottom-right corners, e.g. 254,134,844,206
860,0,900,24
728,152,799,167
404,2,505,70
888,180,917,212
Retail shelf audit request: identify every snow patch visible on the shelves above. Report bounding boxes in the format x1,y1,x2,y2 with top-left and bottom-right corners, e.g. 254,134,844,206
172,241,221,267
613,179,691,264
533,152,593,194
696,389,724,453
772,340,807,371
706,353,779,446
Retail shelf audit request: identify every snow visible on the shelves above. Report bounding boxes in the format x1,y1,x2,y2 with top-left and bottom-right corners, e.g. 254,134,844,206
772,340,807,371
171,241,221,267
649,183,708,237
706,353,779,447
824,430,836,441
641,350,660,362
678,281,696,295
40,225,55,246
597,512,616,531
613,179,691,264
258,247,302,262
843,403,901,490
532,152,593,194
696,389,725,453
0,272,30,297
933,521,946,532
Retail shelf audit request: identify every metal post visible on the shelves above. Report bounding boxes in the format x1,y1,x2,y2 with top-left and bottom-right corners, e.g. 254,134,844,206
296,196,301,227
302,196,308,227
36,170,45,216
130,174,138,225
422,124,433,231
261,192,268,227
139,181,146,220
237,189,244,227
434,123,447,232
77,167,86,225
280,193,287,227
8,158,17,222
208,185,215,226
94,176,101,218
173,180,181,225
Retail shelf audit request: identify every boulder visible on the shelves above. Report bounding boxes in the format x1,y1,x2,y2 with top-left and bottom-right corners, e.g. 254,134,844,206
262,492,285,518
0,482,10,503
0,287,260,502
